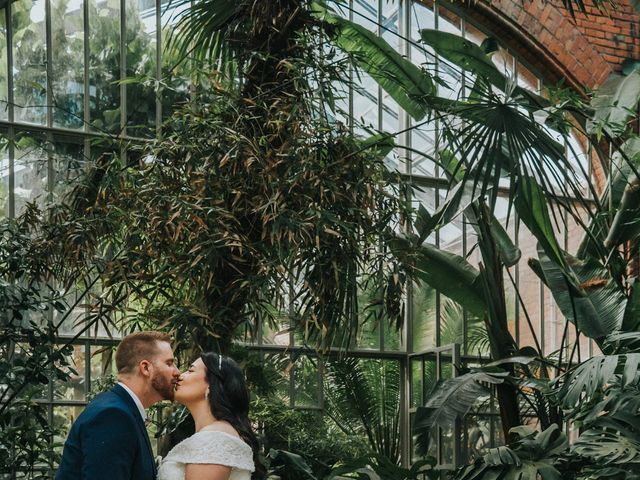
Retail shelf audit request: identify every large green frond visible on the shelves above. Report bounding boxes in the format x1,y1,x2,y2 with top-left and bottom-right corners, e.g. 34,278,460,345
312,1,435,120
555,354,640,409
389,236,487,318
532,247,626,343
420,29,547,111
413,369,507,455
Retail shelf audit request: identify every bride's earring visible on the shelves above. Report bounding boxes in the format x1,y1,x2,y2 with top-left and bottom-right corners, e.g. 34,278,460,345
205,388,210,400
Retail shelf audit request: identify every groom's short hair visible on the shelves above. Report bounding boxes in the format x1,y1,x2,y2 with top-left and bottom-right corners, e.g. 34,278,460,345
116,331,172,374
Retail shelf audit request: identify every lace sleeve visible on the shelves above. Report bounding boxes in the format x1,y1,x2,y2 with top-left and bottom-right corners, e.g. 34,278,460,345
167,431,255,472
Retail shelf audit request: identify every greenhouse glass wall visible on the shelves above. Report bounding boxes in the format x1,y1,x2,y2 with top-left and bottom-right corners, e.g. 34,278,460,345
1,0,636,477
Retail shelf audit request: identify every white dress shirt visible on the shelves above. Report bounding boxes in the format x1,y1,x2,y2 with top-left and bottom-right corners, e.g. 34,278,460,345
117,381,148,424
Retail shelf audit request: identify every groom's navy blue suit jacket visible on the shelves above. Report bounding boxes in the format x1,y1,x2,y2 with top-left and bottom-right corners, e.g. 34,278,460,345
55,384,157,480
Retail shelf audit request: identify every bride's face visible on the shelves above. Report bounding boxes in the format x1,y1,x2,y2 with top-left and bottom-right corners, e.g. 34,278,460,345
174,358,209,404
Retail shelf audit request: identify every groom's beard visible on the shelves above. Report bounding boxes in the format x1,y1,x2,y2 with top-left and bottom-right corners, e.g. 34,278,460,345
151,374,175,401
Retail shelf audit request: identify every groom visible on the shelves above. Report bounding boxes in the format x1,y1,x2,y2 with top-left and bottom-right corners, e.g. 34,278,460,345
56,331,181,480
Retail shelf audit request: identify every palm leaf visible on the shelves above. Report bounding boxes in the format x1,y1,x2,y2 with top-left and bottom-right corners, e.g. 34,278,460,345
413,369,507,455
578,136,640,258
587,72,640,137
420,29,547,110
324,358,401,461
312,2,435,120
555,354,640,408
515,176,570,275
424,79,589,241
622,280,640,333
532,248,626,342
166,0,239,70
389,236,487,318
573,426,640,464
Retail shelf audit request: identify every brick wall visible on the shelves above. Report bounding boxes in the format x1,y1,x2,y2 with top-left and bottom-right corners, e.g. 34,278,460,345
572,0,640,72
442,0,639,92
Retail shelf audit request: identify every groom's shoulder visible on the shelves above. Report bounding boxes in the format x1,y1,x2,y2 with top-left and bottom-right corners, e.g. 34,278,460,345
78,387,135,423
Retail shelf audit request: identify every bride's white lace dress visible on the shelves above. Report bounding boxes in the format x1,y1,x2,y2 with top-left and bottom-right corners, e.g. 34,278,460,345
157,430,254,480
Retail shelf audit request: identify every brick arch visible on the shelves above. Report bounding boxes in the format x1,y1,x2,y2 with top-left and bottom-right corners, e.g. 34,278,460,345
440,0,615,93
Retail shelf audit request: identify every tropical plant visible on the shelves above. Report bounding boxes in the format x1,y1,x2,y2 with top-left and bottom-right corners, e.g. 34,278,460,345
0,211,93,477
393,25,640,480
324,357,402,462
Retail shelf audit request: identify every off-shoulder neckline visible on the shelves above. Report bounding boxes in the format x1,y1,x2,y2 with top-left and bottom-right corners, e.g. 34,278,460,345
193,429,247,444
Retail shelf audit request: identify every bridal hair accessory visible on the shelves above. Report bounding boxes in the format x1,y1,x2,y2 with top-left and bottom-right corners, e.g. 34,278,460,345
218,354,223,371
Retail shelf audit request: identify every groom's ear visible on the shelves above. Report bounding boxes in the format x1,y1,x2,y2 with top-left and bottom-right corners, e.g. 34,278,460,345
139,359,152,377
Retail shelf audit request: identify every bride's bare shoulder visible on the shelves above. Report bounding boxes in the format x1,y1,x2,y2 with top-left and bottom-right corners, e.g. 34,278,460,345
199,421,240,438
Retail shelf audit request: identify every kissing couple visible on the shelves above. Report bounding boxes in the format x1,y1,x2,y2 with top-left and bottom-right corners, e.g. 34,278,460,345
55,331,262,480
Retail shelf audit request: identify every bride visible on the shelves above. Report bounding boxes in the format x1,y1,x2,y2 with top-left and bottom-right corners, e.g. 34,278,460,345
158,353,263,480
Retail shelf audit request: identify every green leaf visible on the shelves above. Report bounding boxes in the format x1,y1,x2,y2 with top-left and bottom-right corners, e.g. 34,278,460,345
313,2,435,120
622,58,640,76
604,176,640,249
514,176,569,275
588,72,640,137
555,354,640,408
414,204,433,245
267,449,318,480
390,237,487,317
488,217,520,267
419,29,547,109
578,136,640,257
622,279,640,332
573,428,640,464
535,248,626,342
413,369,507,455
360,133,395,160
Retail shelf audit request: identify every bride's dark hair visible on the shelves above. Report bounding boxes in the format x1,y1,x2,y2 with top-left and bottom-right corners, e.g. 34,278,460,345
200,352,265,479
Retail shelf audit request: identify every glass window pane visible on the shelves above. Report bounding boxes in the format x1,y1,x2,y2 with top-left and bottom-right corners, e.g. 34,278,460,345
52,140,85,201
13,130,48,214
89,344,117,388
0,130,8,217
126,0,156,137
53,405,83,456
55,344,87,401
54,287,87,336
293,355,320,408
51,0,85,129
411,126,437,177
410,358,422,407
89,0,120,133
160,0,190,122
12,0,47,125
383,315,401,351
353,70,378,137
0,10,8,121
352,0,377,32
357,273,382,350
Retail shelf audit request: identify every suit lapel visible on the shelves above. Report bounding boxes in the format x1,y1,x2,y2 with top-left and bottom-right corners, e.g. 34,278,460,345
111,385,157,478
